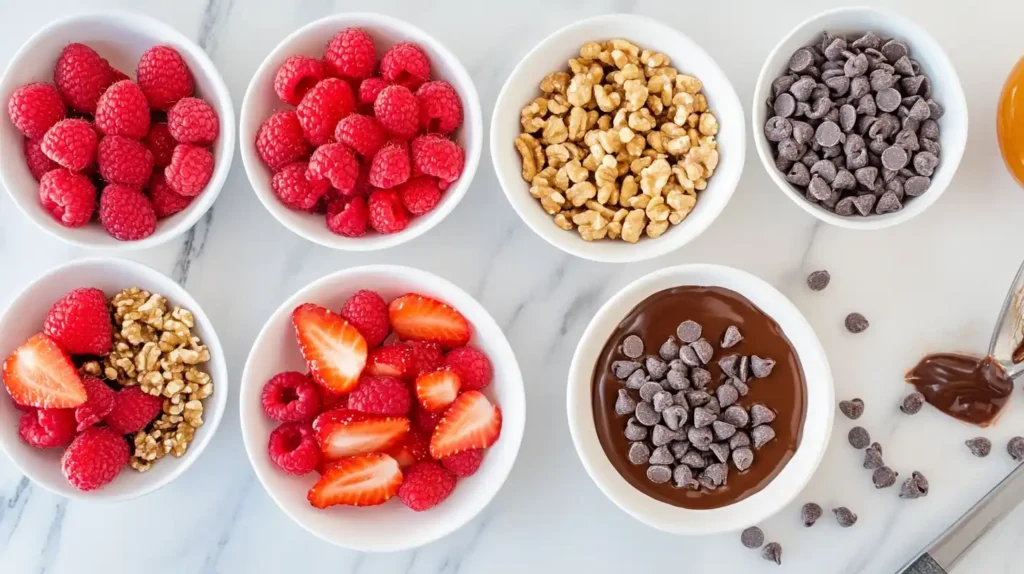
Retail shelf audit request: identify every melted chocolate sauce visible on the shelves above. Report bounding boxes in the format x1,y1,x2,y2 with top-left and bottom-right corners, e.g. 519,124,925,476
905,354,1014,427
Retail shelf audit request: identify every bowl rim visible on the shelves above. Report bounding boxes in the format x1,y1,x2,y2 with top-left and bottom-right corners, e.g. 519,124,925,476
238,12,483,252
0,10,236,251
238,264,526,551
566,263,834,534
750,5,968,230
0,256,229,501
490,13,747,263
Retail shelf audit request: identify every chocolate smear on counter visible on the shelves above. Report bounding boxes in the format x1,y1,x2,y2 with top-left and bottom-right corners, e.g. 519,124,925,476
904,354,1013,426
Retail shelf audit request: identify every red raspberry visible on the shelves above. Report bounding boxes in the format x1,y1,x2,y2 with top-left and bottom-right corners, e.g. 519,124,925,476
347,376,411,416
145,122,176,168
274,55,325,105
272,162,329,210
147,172,193,218
165,144,214,197
95,80,150,139
109,68,130,84
406,340,444,375
41,119,98,171
61,427,128,491
24,136,59,180
369,141,410,189
441,448,484,477
167,97,219,145
397,175,442,215
368,188,410,234
413,404,441,433
268,421,320,475
358,77,388,107
416,81,463,134
296,78,355,146
98,135,154,187
340,289,389,347
373,85,419,139
334,114,387,158
75,376,116,432
442,346,493,390
99,184,157,241
411,134,465,183
53,43,114,114
398,461,456,511
325,195,369,237
261,371,321,422
308,143,359,193
136,45,194,111
255,110,311,172
324,28,377,80
8,83,65,139
38,169,96,227
103,387,161,434
380,43,431,91
18,408,76,448
42,286,112,355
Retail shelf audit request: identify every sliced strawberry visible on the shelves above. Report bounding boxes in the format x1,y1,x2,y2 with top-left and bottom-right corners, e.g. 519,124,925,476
2,333,86,408
307,453,403,508
387,430,430,468
430,390,502,459
415,369,461,413
313,408,409,460
364,344,413,379
292,303,367,394
388,294,471,349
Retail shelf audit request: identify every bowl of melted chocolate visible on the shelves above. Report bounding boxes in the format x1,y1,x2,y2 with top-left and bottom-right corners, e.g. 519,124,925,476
568,265,834,535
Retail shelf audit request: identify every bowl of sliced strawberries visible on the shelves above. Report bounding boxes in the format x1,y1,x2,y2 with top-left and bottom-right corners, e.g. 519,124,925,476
240,265,525,551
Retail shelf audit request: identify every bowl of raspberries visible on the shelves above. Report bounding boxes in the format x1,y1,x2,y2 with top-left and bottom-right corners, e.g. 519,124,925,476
0,12,235,249
240,14,482,250
240,265,524,551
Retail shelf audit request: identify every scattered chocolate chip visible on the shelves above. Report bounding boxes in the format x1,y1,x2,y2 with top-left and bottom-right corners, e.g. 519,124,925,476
848,426,870,449
750,355,775,378
645,356,669,380
1009,437,1024,462
690,339,714,365
647,465,672,484
863,442,884,469
752,425,776,449
833,507,858,527
612,360,642,380
716,384,739,409
639,381,663,402
750,404,776,427
900,471,929,499
845,312,869,333
622,334,644,358
710,441,731,464
614,389,637,416
627,442,650,465
966,437,992,457
635,401,660,426
652,390,674,413
761,542,783,565
732,446,754,471
721,326,743,349
901,392,924,414
741,526,765,549
873,466,898,489
807,270,831,291
649,445,674,465
661,405,688,431
676,320,702,343
801,502,823,527
624,417,648,441
839,398,865,420
730,431,752,450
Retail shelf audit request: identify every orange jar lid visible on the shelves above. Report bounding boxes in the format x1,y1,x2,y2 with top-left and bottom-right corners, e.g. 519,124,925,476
998,57,1024,189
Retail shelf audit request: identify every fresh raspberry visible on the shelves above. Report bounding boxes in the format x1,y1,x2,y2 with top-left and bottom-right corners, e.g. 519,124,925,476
273,55,326,105
255,110,310,171
358,77,388,107
406,340,444,375
99,184,157,241
167,97,219,145
53,43,114,114
411,134,465,183
413,404,441,433
334,114,387,158
397,460,456,511
296,78,355,146
148,172,192,218
98,135,154,187
108,67,130,84
441,448,484,477
325,196,369,237
307,143,359,193
145,122,176,167
397,175,442,215
61,427,128,491
368,188,410,234
165,144,214,197
38,168,96,227
136,45,194,111
41,119,98,171
74,376,116,431
416,81,463,134
261,371,321,422
324,28,377,79
272,162,329,210
18,408,77,448
340,290,389,346
369,141,410,189
94,80,150,139
442,346,493,390
42,287,112,355
103,387,162,434
8,83,65,139
380,43,431,91
268,421,320,475
373,85,419,139
24,136,59,180
347,376,411,416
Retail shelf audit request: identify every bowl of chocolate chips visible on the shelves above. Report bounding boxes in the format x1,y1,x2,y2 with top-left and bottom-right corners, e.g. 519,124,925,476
567,264,834,534
753,7,967,229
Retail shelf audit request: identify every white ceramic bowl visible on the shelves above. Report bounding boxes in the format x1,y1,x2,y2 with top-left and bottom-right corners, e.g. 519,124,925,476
240,265,525,551
567,264,833,534
491,14,745,263
240,14,483,251
0,257,228,501
752,6,967,230
0,12,235,251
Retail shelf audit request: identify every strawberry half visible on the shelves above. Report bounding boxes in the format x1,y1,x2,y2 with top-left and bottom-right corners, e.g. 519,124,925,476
430,390,502,459
388,294,471,349
364,344,413,379
307,453,403,508
386,430,429,469
2,333,87,408
415,369,461,413
313,408,409,460
292,303,367,394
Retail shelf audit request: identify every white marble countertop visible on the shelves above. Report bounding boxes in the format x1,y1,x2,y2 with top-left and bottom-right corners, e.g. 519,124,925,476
2,0,1024,572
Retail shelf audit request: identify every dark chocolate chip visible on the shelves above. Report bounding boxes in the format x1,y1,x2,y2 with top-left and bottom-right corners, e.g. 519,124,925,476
690,367,712,389
908,98,931,120
852,32,882,51
614,389,637,416
712,420,737,441
716,384,739,409
808,175,832,201
652,391,674,413
693,406,717,429
670,440,690,460
839,398,864,420
807,270,831,291
913,151,939,177
624,417,648,441
730,431,751,449
658,338,680,361
680,450,706,469
848,426,870,449
1010,437,1024,461
853,193,877,216
750,403,776,427
678,345,700,367
833,507,858,527
881,40,908,61
622,335,644,358
738,356,751,383
645,356,669,380
719,354,739,377
635,401,660,426
845,312,869,333
704,462,728,486
741,526,764,549
652,424,683,447
687,426,713,451
802,502,823,527
844,53,869,77
774,93,797,118
875,191,902,214
791,121,815,146
732,446,754,471
625,368,647,390
789,48,815,72
901,75,925,96
649,445,674,465
673,391,689,410
647,465,672,484
881,145,909,170
710,441,731,464
751,425,776,449
920,118,940,139
762,542,783,565
685,390,710,407
815,121,843,147
901,392,925,414
904,175,931,197
751,356,776,378
673,464,697,489
639,381,663,402
835,197,856,216
811,159,838,183
900,471,929,499
705,396,721,416
721,326,743,349
665,369,689,391
873,466,898,488
772,74,798,97
863,442,884,469
967,437,992,457
690,339,714,365
722,405,750,428
676,320,702,343
612,360,642,380
627,442,650,465
661,405,688,430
